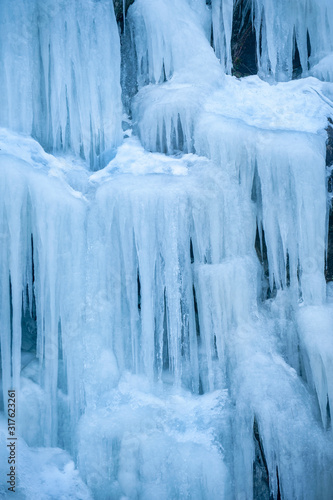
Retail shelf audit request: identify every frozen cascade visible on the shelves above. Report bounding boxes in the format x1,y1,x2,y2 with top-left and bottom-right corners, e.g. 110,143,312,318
0,0,333,499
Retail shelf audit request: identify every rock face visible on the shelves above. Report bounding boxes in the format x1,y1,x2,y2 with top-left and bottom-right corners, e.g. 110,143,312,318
231,0,257,77
113,0,135,24
326,121,333,281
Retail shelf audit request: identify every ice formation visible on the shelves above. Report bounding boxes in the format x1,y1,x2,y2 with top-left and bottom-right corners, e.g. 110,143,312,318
0,0,333,499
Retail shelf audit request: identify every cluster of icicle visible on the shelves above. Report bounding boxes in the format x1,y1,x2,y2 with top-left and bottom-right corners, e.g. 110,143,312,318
0,0,122,169
211,0,333,79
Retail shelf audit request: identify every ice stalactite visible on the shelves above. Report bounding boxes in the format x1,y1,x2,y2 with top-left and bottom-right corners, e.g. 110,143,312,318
86,139,243,393
211,0,234,73
130,0,329,301
0,131,238,498
196,260,332,500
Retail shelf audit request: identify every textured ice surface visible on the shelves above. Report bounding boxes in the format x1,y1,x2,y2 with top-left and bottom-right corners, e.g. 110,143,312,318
203,75,332,133
128,0,220,87
1,0,333,498
78,375,231,500
311,53,333,82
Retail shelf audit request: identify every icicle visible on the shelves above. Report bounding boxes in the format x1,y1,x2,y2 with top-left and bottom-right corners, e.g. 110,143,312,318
211,0,233,73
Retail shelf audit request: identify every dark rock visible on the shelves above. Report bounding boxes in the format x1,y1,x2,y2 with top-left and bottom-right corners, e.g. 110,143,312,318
231,0,257,78
113,0,135,25
326,121,333,281
326,120,333,168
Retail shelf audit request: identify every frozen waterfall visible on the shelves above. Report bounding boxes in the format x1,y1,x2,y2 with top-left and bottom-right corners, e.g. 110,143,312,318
0,0,333,499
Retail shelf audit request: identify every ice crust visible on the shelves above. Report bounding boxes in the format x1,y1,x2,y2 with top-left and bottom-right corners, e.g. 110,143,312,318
311,53,333,82
1,0,333,499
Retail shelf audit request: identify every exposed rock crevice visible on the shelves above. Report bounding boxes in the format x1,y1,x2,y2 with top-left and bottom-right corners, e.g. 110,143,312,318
326,121,333,281
113,0,135,25
253,417,273,500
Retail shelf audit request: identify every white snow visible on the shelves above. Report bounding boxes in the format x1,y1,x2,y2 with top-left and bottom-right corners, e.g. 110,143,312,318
0,417,92,499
